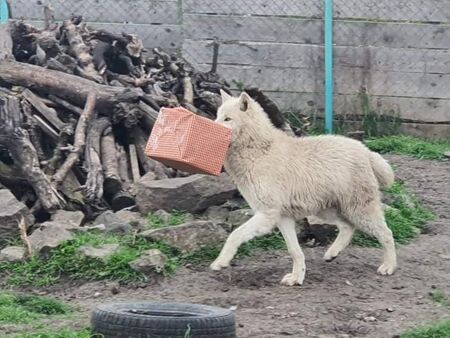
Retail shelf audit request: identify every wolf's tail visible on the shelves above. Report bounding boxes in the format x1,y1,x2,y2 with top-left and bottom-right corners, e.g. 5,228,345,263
370,152,395,189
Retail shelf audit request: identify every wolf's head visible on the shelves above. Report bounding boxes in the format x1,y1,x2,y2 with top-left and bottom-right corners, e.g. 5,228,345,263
216,90,274,143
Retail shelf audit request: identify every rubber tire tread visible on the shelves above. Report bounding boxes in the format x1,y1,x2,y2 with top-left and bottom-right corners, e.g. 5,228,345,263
91,302,236,338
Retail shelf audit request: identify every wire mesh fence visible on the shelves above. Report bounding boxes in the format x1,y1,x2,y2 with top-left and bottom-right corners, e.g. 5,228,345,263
5,0,450,137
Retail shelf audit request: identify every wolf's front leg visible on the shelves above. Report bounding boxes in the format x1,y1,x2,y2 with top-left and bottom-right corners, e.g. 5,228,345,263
278,217,305,286
210,211,278,271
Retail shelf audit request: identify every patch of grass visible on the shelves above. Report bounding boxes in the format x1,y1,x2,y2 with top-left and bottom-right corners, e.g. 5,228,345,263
0,292,70,324
401,320,450,338
0,233,180,287
13,329,96,338
430,290,450,307
353,182,434,247
146,210,187,229
365,135,450,160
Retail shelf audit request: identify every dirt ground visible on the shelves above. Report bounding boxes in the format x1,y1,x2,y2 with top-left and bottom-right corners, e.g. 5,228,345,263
29,155,450,337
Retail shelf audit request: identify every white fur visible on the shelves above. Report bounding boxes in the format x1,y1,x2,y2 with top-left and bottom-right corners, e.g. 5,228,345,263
210,91,397,285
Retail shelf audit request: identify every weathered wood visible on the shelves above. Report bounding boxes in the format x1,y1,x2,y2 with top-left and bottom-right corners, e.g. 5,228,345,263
0,61,143,108
184,15,450,49
215,64,450,99
183,0,322,18
53,93,97,185
101,125,122,195
32,115,59,140
62,19,103,83
22,89,64,131
129,144,141,182
48,95,83,115
117,144,131,186
184,41,450,75
0,96,64,210
11,0,179,25
184,0,449,23
263,92,450,124
0,22,14,61
84,117,110,201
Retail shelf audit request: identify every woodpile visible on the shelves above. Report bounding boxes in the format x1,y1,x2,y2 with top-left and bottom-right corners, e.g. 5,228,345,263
0,10,295,222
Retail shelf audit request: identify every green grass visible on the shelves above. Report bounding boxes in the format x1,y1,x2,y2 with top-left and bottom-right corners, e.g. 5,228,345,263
146,210,187,229
0,292,71,324
430,290,450,307
353,182,434,247
365,135,450,160
0,232,180,287
12,329,96,338
401,320,450,338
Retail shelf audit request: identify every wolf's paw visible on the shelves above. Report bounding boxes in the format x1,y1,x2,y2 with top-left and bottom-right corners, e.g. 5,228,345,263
210,260,229,271
377,263,396,275
280,273,304,286
323,248,340,262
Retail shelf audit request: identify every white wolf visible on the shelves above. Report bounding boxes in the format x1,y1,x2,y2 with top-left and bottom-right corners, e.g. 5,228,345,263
210,90,397,286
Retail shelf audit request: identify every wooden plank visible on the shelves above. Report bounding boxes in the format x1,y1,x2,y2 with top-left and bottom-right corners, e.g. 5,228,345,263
183,0,449,23
10,0,179,25
261,92,450,123
183,40,450,74
333,0,450,23
210,64,450,99
183,0,322,18
27,20,182,50
184,14,450,49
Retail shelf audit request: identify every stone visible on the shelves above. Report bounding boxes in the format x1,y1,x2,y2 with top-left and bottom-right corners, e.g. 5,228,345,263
0,189,34,248
129,249,167,274
28,221,74,255
444,151,450,159
205,205,229,222
0,246,26,262
52,210,85,228
94,211,133,234
227,208,254,227
140,220,228,253
115,210,146,229
135,173,237,214
153,209,170,226
78,244,120,261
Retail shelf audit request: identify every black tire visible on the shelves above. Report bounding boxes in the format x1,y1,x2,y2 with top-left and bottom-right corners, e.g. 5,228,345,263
91,301,236,338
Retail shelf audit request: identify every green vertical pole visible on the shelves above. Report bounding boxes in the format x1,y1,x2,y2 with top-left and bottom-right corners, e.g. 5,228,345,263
324,0,334,134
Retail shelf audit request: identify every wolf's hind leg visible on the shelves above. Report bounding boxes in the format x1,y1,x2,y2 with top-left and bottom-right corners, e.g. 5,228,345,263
210,211,278,271
278,217,305,286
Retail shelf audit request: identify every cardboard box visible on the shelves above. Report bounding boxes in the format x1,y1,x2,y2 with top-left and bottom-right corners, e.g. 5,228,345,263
145,107,232,176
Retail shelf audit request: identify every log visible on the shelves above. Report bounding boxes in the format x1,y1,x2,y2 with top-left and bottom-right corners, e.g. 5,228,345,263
0,61,143,108
62,18,102,83
53,93,96,185
84,117,110,201
101,125,121,195
22,89,64,131
117,144,131,186
48,94,83,115
0,22,14,61
128,144,140,182
0,96,64,210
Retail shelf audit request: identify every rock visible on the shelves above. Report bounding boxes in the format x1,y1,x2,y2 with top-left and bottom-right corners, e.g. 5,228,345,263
28,222,73,254
153,209,170,226
444,151,450,159
205,205,229,222
52,210,85,228
115,210,146,229
94,211,133,234
0,189,34,248
129,249,167,274
77,244,120,261
0,246,26,262
136,173,237,214
140,220,228,253
227,208,254,227
363,316,377,322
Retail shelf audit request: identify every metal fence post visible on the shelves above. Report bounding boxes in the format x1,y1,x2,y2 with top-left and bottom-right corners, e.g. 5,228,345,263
324,0,334,134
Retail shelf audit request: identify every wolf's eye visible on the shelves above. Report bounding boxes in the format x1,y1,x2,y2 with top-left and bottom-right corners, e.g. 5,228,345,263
224,117,232,122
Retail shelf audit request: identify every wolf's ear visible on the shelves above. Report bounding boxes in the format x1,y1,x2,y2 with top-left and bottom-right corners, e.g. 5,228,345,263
238,92,252,112
220,89,232,103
